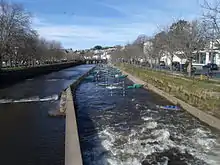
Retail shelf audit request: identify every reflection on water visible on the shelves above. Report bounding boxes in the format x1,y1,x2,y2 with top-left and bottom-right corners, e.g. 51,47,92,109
76,65,220,165
0,64,94,165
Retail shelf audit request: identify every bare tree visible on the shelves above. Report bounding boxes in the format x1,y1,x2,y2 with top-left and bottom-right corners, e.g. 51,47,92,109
133,34,149,49
143,38,157,67
202,0,220,64
153,31,167,65
0,0,31,68
202,0,220,39
0,0,68,69
175,20,207,76
163,26,180,71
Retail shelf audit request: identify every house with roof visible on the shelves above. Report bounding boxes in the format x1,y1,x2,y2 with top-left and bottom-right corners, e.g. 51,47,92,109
160,52,187,66
143,40,220,68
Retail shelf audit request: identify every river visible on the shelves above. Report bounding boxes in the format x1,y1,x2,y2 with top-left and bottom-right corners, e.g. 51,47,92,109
75,65,220,165
0,64,94,165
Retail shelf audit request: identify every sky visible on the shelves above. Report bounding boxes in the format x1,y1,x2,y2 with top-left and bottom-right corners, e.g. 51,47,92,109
10,0,204,50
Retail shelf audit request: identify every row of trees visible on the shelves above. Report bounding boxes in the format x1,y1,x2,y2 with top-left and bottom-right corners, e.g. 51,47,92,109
111,0,220,76
0,0,68,69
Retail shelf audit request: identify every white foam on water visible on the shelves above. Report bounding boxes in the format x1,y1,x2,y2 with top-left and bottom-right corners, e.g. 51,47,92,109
141,116,153,121
146,121,158,129
106,86,123,90
151,129,171,142
197,138,216,150
39,94,59,101
114,121,127,126
113,82,123,86
100,128,116,143
13,96,40,103
175,127,220,165
106,158,120,165
93,126,177,165
82,105,220,165
160,157,169,165
46,79,61,81
190,128,217,151
0,99,13,104
107,157,142,165
0,94,59,104
101,139,113,151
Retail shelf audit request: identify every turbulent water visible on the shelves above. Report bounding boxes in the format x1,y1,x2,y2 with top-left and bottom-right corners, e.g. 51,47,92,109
75,65,220,165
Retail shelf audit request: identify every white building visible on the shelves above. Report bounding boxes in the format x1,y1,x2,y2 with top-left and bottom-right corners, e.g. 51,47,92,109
160,52,187,66
193,50,220,66
143,40,220,67
160,50,220,69
92,55,101,59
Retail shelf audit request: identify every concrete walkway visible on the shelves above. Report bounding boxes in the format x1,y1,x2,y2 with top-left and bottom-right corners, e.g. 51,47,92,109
65,87,83,165
65,66,95,165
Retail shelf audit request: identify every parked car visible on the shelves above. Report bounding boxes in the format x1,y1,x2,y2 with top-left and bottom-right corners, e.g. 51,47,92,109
159,61,165,66
141,62,150,67
175,62,196,73
172,62,180,71
202,63,219,71
61,59,67,62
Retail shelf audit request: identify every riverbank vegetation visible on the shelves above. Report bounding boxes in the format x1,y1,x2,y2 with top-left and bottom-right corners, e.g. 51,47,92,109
111,0,220,77
0,0,79,70
117,63,220,118
110,1,220,116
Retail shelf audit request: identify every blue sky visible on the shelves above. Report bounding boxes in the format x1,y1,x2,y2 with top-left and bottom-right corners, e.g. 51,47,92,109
10,0,203,50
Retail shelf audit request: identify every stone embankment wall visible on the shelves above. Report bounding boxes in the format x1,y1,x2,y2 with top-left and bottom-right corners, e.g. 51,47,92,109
49,66,95,165
117,65,220,131
0,61,84,88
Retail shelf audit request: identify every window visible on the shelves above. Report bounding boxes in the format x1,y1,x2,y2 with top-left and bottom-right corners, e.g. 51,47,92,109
209,52,217,63
200,53,206,64
193,53,206,64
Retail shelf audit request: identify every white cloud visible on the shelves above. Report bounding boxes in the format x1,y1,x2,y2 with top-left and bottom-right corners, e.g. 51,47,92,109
32,0,203,49
33,16,157,49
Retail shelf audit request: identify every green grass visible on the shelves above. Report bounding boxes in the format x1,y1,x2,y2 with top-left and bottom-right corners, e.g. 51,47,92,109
116,63,220,118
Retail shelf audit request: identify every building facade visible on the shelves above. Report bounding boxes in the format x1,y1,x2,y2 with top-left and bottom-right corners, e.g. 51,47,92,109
143,41,220,67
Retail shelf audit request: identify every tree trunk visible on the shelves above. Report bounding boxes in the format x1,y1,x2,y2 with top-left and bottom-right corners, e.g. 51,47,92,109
32,58,35,66
10,59,13,67
0,55,2,70
170,60,173,72
187,58,192,77
170,55,174,72
180,59,183,72
149,59,153,68
0,47,3,70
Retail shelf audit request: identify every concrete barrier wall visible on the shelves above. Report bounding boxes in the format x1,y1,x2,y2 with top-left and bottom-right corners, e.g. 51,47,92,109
65,87,83,165
120,69,220,131
65,66,95,165
0,61,84,88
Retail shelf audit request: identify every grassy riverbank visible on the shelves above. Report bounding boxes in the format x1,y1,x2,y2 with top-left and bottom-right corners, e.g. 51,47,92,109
116,63,220,118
